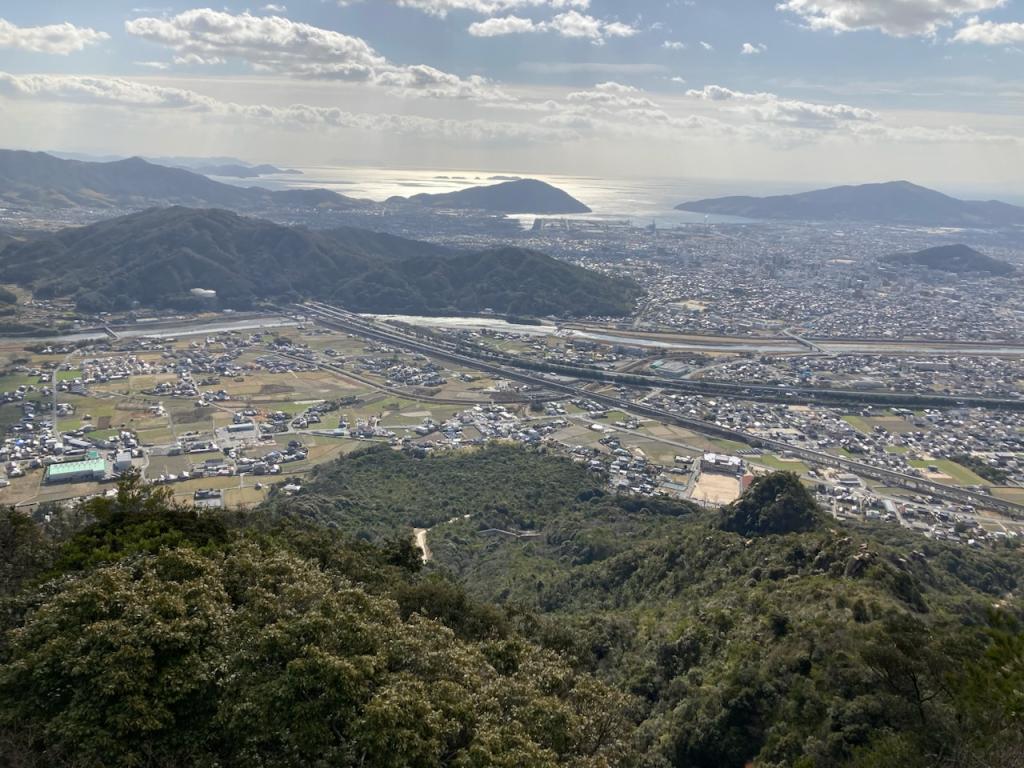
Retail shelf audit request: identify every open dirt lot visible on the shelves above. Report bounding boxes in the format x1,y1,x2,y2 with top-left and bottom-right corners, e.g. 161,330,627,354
692,471,741,505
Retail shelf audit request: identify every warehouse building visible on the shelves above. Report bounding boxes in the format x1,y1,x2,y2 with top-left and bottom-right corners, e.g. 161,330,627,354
45,455,107,484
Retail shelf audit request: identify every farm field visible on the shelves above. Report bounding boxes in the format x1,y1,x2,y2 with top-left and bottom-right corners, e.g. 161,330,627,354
909,459,989,487
755,454,810,475
990,486,1024,503
842,413,917,434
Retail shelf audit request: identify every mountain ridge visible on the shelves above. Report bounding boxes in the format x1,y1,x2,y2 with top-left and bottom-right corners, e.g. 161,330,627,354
386,178,592,214
0,206,641,316
676,180,1024,227
0,150,362,212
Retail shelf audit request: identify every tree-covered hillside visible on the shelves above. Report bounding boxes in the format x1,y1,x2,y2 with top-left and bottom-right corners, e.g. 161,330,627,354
0,476,634,768
269,446,1024,767
1,450,1021,768
0,207,641,316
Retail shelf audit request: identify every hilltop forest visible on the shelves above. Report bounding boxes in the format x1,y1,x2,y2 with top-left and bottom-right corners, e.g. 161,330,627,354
0,207,641,317
1,446,1022,768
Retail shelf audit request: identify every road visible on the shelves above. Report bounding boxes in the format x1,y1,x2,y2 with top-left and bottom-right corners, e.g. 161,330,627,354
298,301,1024,518
347,311,1024,412
414,528,431,562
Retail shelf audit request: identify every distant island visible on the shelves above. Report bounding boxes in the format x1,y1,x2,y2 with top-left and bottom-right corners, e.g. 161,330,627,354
0,206,641,316
676,180,1024,228
883,244,1016,276
386,179,591,214
0,150,359,212
189,163,302,179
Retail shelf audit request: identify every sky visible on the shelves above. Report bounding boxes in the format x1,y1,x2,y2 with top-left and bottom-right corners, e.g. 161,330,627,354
0,1,1022,194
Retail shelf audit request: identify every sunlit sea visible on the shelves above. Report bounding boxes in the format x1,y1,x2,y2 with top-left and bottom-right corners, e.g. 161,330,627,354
216,166,795,227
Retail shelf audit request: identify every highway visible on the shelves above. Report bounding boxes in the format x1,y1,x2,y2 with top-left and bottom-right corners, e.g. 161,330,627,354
298,301,1024,518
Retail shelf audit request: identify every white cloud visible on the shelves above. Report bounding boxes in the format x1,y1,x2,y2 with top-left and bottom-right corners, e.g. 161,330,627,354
390,0,590,17
686,84,879,127
125,9,508,100
1,70,1018,155
741,42,767,54
662,40,686,50
468,10,636,42
953,17,1024,44
699,40,714,50
0,72,219,110
548,11,636,41
0,18,109,55
0,71,567,143
565,81,660,110
777,0,1007,38
849,121,1023,144
519,61,667,74
467,15,537,35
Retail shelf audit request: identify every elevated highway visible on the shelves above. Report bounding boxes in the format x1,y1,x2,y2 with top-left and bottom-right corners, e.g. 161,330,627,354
298,301,1024,518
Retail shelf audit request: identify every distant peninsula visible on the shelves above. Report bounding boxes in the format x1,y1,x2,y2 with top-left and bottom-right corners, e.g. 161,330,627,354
676,181,1024,228
883,244,1015,276
0,150,360,212
190,163,302,178
0,207,641,316
386,179,591,214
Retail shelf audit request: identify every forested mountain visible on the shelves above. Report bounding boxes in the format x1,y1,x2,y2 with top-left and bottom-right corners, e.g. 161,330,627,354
0,150,361,211
0,474,635,768
0,207,641,316
267,446,1024,768
676,181,1024,227
883,244,1016,275
386,179,592,214
1,449,1022,766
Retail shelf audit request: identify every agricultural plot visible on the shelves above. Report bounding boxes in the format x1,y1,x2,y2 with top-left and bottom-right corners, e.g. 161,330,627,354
711,438,749,453
0,373,42,391
548,423,605,445
991,487,1024,503
615,437,679,466
843,413,917,434
909,459,989,487
755,454,811,476
0,473,43,507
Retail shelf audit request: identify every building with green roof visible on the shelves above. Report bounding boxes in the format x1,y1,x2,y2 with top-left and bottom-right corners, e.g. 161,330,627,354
45,457,107,484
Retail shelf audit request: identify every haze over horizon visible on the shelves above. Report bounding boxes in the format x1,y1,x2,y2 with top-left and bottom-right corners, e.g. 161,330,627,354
1,1,1023,192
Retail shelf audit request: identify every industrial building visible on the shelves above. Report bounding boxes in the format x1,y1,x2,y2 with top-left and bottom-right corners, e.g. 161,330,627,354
45,455,107,484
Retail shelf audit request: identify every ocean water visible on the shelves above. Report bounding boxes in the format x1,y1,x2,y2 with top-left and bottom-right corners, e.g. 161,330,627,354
217,166,781,227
